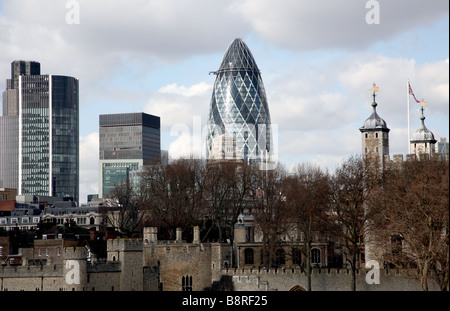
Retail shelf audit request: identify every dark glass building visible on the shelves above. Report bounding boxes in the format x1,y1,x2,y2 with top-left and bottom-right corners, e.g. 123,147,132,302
0,61,79,202
98,112,160,198
207,38,273,164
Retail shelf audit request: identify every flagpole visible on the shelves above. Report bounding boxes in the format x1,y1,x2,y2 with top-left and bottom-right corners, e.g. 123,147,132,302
407,79,411,154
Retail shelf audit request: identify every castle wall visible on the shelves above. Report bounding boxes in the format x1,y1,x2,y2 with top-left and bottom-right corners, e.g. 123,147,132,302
143,242,213,291
107,238,143,291
222,267,440,291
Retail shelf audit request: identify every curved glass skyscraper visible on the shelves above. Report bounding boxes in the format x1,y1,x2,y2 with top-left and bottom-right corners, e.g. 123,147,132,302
207,38,273,164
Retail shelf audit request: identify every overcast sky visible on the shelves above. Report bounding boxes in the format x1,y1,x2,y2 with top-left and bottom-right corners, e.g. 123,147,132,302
0,0,448,203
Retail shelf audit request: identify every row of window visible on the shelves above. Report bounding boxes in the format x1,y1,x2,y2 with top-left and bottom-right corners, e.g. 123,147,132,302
243,248,322,265
0,217,40,225
364,132,387,139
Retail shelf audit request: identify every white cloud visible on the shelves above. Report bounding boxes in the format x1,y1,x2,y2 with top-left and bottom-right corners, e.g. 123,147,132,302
168,133,205,160
233,0,448,51
144,82,212,131
79,132,99,203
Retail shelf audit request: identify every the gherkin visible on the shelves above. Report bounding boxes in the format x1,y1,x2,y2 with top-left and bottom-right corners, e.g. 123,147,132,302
207,38,273,163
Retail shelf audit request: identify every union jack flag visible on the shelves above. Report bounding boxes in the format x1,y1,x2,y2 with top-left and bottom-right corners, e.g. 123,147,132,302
408,82,420,103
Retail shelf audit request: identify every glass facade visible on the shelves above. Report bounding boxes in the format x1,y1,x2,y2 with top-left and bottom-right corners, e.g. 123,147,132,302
101,161,142,196
207,38,273,163
98,112,160,198
51,76,79,201
0,62,79,202
99,113,160,161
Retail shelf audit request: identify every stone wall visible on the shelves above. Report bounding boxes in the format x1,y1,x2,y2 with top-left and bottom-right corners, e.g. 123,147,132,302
221,267,440,291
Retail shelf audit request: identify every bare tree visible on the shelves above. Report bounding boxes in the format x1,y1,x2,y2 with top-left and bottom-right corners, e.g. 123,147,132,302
283,163,331,291
140,158,206,240
369,157,449,291
252,165,289,269
102,180,147,238
329,155,369,291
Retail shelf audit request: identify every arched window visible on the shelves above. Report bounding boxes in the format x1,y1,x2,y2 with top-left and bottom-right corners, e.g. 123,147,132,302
244,248,254,265
292,248,301,265
275,249,285,266
311,248,321,265
90,217,95,225
182,275,192,291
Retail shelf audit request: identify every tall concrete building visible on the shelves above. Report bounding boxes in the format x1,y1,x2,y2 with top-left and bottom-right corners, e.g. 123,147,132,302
98,112,160,198
0,61,79,202
207,38,273,165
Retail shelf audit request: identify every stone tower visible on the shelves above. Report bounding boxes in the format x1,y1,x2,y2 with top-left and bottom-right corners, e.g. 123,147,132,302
360,84,389,265
410,105,436,159
359,84,390,169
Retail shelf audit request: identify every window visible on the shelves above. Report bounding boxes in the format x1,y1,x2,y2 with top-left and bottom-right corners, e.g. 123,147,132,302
275,249,285,266
376,147,379,153
292,248,301,265
311,248,321,265
244,248,254,265
365,133,368,139
10,218,18,224
182,275,192,291
33,217,40,223
375,133,378,138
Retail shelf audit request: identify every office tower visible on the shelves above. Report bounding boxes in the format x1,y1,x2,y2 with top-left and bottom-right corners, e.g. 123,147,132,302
0,61,79,202
98,112,160,198
207,38,273,164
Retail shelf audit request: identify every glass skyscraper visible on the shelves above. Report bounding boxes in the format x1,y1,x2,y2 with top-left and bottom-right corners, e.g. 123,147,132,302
207,38,273,164
98,112,160,198
0,61,79,202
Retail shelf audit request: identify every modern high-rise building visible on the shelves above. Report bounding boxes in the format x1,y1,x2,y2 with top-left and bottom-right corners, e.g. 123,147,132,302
0,61,79,202
98,112,160,198
207,38,273,165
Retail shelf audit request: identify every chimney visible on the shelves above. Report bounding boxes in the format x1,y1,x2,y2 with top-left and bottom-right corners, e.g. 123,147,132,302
176,228,182,243
144,227,158,244
193,226,200,244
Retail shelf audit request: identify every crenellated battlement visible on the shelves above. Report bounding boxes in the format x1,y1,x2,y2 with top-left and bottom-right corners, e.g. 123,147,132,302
221,267,415,277
384,152,449,165
107,238,143,252
0,264,63,278
63,246,88,260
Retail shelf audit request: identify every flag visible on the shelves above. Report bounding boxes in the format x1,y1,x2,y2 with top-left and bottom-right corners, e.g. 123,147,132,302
408,82,420,103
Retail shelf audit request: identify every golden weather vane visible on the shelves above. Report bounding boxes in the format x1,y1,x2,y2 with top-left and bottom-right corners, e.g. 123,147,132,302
370,83,379,102
372,82,379,93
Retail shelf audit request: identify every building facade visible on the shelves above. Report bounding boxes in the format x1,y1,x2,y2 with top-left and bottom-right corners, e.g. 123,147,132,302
410,108,437,158
98,113,160,198
0,61,79,202
359,90,390,169
207,38,273,165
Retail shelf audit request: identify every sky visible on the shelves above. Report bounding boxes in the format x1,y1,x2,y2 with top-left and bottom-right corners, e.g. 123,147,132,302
0,0,448,204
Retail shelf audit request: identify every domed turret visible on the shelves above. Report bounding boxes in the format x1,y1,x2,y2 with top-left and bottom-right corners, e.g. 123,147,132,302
360,101,389,131
410,106,436,158
359,84,390,166
411,115,436,143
